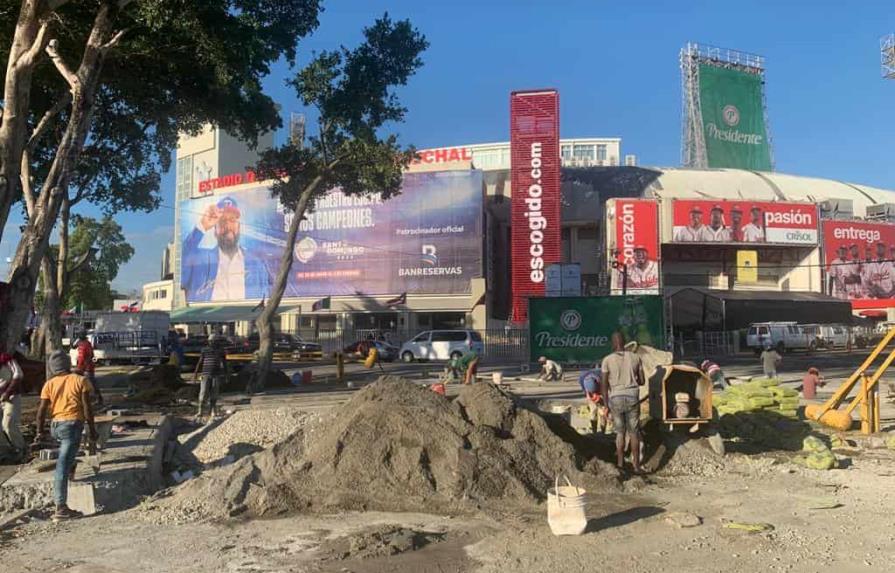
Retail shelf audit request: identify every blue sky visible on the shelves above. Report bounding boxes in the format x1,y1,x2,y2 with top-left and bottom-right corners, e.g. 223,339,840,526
3,0,895,292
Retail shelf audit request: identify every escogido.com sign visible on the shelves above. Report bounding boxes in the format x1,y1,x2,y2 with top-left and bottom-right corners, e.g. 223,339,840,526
671,199,818,245
510,89,561,322
528,296,664,363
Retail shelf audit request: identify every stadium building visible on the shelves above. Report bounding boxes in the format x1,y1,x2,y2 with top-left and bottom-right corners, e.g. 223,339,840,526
166,125,895,348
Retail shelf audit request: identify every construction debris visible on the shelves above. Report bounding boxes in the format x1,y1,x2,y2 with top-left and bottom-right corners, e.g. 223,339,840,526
145,378,617,523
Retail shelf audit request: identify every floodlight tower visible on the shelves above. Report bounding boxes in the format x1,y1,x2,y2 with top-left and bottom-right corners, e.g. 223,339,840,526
882,34,895,79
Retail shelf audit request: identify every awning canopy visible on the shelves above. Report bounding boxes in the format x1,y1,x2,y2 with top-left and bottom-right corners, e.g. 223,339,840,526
669,288,854,331
170,304,300,323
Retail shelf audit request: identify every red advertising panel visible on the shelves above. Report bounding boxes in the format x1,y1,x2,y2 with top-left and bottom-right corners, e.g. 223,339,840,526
611,199,659,293
822,220,895,307
671,199,818,245
510,90,560,322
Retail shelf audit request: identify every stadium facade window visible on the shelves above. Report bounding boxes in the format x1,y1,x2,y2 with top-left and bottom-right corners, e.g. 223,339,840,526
573,145,595,160
561,144,572,159
596,144,607,162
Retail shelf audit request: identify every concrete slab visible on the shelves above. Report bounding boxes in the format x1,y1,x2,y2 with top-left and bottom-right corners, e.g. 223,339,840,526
0,415,172,513
67,483,96,515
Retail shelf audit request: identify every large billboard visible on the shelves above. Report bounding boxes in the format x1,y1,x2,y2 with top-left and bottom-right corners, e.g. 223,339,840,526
179,170,483,303
510,89,561,322
529,296,664,363
610,199,660,294
698,63,772,171
822,220,895,303
671,200,817,245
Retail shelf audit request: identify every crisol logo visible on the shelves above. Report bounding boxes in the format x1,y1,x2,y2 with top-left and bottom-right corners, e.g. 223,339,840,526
560,310,582,332
722,105,740,127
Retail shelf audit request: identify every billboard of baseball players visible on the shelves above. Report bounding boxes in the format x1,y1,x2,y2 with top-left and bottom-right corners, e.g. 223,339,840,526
671,200,818,245
610,199,659,294
823,220,895,302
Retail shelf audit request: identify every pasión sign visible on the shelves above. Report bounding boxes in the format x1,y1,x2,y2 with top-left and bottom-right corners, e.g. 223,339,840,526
528,296,664,363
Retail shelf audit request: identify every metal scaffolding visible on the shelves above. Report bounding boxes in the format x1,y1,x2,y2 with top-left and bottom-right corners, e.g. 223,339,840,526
680,42,774,170
882,34,895,80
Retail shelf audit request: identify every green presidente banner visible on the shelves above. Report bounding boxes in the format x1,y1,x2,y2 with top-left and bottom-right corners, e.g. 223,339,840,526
528,296,664,363
698,63,772,171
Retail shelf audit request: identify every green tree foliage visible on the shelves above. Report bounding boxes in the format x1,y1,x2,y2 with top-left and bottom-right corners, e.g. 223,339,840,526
249,15,427,391
64,216,133,310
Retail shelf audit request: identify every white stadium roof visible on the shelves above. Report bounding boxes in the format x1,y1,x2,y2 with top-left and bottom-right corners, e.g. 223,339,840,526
643,168,895,218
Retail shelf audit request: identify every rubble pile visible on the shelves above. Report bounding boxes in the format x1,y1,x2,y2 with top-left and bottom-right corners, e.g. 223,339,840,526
185,408,314,465
146,378,617,522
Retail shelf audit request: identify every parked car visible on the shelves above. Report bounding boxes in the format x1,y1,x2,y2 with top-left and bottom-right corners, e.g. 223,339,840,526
746,322,813,354
344,340,399,362
399,329,484,362
246,332,322,354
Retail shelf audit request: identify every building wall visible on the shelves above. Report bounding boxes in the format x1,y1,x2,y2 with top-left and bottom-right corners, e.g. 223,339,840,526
142,279,174,311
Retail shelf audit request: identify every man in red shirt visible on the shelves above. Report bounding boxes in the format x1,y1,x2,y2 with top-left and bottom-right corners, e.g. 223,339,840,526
74,332,103,405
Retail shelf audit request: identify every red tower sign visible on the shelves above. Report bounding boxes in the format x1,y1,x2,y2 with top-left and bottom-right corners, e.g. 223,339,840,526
510,90,560,322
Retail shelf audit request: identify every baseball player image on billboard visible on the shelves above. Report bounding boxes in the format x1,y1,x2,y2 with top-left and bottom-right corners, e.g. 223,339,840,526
625,245,659,289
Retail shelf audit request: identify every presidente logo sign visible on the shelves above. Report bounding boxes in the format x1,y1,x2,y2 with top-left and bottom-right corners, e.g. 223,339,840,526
671,199,818,245
529,296,664,362
697,63,772,171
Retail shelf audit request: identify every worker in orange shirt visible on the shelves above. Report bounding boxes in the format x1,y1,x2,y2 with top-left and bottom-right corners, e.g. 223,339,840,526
74,331,103,406
35,350,98,522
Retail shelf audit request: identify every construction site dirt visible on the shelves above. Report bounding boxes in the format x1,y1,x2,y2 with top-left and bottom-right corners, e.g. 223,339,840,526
1,358,894,573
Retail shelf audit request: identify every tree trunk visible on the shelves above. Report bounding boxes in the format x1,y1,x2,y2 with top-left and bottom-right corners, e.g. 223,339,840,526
0,4,115,350
40,255,61,354
253,179,321,391
0,1,49,243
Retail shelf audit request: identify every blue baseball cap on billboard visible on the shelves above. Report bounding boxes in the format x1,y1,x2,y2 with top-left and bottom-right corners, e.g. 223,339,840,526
217,197,239,211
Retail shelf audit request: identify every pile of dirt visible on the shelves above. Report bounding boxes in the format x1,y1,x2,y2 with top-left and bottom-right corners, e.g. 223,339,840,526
146,378,617,522
320,526,444,561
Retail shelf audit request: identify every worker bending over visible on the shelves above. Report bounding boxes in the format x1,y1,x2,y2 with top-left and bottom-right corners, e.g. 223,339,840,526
537,356,563,382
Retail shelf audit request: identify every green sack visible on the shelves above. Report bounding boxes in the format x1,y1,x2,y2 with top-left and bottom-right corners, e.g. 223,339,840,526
804,451,836,470
777,398,800,409
802,435,829,453
777,409,798,418
748,396,776,408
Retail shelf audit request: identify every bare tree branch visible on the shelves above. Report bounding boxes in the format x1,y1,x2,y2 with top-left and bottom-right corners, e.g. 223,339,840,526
26,92,72,152
15,21,50,68
101,27,130,51
45,38,80,91
20,151,36,217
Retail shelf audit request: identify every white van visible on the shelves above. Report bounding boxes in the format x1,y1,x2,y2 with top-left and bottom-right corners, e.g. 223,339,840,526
399,330,485,362
746,322,813,353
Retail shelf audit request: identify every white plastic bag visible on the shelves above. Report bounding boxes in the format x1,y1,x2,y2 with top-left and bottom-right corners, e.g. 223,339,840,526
547,475,588,536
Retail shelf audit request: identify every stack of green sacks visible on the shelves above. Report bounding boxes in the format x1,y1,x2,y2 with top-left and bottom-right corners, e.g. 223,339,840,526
714,378,799,418
801,435,837,470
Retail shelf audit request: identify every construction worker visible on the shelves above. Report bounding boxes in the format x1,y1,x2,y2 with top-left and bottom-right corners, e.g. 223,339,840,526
34,350,97,522
700,359,729,389
760,342,782,379
600,332,645,473
459,350,480,385
537,356,563,382
0,345,26,462
579,367,609,433
74,331,103,406
193,334,226,419
801,367,825,400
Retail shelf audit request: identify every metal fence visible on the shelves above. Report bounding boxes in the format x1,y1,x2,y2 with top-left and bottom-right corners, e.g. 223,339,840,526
288,327,530,361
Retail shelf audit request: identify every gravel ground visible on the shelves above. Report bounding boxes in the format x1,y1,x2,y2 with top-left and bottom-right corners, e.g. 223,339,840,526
182,407,316,465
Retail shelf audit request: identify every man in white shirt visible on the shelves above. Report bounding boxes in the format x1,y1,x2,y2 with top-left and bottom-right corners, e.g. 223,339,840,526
729,205,745,242
869,242,894,298
181,197,274,302
741,206,765,242
847,244,864,298
828,245,850,300
705,205,731,242
673,206,712,242
628,246,659,288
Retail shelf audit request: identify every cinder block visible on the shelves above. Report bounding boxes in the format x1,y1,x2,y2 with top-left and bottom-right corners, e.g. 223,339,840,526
67,482,97,516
